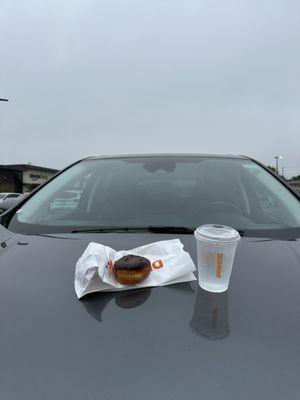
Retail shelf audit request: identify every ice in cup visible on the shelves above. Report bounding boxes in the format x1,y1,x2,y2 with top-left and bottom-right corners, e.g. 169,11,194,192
194,224,241,293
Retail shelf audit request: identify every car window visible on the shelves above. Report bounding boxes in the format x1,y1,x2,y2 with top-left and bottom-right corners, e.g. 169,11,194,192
47,171,91,213
6,157,300,236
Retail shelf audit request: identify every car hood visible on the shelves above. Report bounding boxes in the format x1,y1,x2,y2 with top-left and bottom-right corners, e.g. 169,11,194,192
1,226,300,400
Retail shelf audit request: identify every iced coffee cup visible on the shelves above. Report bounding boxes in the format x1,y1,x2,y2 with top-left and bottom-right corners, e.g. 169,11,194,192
194,225,241,293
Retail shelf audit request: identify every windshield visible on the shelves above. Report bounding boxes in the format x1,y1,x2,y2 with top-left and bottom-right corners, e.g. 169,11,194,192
6,156,300,237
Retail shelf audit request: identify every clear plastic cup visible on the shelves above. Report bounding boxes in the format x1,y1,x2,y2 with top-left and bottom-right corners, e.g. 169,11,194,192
194,224,241,293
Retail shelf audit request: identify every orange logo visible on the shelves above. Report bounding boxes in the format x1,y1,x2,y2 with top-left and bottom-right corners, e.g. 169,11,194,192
152,259,164,269
216,253,223,278
107,259,115,273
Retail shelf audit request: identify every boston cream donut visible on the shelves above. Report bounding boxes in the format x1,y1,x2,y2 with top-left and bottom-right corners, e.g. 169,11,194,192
114,254,151,285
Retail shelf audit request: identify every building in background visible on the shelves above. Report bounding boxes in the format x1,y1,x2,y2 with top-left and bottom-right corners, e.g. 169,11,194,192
0,164,58,193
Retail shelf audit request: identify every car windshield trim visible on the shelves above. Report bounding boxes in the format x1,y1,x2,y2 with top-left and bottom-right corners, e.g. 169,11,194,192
6,222,300,238
36,227,299,238
71,226,195,234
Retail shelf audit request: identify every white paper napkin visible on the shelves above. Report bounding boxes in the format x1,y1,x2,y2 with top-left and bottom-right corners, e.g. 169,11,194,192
75,239,196,299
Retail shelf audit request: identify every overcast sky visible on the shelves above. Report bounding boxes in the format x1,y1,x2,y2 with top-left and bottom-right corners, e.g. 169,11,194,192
1,0,299,176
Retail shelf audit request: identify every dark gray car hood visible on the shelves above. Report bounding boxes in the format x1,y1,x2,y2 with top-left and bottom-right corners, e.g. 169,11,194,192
1,225,300,400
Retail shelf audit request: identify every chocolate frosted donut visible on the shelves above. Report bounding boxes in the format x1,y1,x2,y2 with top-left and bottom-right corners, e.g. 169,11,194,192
114,254,151,285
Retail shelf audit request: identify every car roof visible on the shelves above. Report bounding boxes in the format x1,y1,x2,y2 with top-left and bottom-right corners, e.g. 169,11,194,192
86,153,248,160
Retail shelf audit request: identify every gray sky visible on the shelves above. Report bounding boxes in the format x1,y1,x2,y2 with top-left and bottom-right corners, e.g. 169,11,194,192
1,0,300,176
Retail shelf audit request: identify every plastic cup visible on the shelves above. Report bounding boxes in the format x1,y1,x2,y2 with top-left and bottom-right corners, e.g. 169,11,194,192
194,224,241,293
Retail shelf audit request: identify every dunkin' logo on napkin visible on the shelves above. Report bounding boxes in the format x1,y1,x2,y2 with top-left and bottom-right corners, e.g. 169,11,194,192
107,258,164,271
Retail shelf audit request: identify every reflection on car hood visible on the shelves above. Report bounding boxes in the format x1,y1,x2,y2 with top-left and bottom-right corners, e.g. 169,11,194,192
1,225,300,400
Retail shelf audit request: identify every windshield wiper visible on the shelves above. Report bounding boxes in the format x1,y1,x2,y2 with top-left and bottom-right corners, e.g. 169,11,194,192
71,226,194,234
148,226,194,234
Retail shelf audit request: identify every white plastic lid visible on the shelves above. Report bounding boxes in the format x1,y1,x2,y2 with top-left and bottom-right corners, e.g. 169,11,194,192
194,224,241,242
